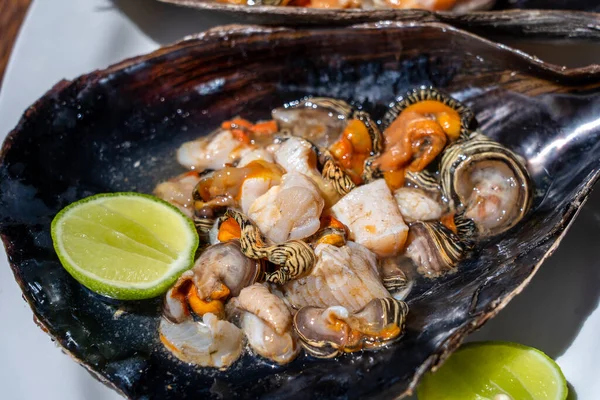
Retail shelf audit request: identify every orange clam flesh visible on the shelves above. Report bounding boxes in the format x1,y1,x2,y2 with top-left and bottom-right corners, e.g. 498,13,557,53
375,99,463,190
193,160,284,215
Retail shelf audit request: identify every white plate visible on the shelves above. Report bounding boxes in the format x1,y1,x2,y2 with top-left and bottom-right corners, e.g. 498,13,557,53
0,1,598,399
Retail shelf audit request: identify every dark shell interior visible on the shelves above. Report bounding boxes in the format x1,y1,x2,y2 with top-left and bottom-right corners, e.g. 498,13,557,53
2,23,600,399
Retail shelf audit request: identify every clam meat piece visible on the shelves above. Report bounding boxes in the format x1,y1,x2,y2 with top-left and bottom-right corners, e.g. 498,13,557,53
271,98,353,148
294,297,408,358
283,241,390,312
193,160,283,216
372,87,474,183
177,129,252,171
153,171,201,218
249,172,325,243
231,284,292,335
159,313,243,369
274,136,341,206
405,221,466,278
393,187,444,223
241,314,300,365
440,136,532,237
238,148,274,167
331,179,408,257
228,284,300,364
163,241,261,320
239,175,277,214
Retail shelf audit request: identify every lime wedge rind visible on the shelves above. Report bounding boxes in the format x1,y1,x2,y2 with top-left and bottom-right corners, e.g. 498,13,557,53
51,192,199,300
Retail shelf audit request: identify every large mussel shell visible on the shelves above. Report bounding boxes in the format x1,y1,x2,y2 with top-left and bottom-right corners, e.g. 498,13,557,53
1,23,600,399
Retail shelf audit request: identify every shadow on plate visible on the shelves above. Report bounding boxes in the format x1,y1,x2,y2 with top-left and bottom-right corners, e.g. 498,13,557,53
567,382,578,400
469,187,600,360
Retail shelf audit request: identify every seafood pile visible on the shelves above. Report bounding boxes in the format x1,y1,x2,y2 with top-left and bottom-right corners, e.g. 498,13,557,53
217,0,495,11
154,87,531,369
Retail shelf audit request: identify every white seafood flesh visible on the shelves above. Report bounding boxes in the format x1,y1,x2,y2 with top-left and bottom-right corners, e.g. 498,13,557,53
331,179,408,257
239,174,280,214
177,129,251,170
159,313,243,369
232,284,291,335
241,313,300,365
153,172,200,218
283,242,390,313
393,187,443,223
462,161,520,234
248,172,324,243
238,148,274,167
274,137,341,206
230,284,300,364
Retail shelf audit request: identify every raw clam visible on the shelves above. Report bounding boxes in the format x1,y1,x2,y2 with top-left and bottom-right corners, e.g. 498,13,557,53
440,135,532,237
163,241,262,321
405,221,466,278
227,284,300,364
366,87,475,188
294,297,408,358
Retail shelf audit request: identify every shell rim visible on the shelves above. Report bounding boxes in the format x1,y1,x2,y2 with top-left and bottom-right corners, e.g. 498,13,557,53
0,22,599,399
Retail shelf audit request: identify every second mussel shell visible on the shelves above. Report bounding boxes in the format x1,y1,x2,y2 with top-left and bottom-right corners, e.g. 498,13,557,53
2,22,600,400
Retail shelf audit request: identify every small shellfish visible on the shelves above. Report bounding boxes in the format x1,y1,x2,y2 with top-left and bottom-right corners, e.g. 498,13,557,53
379,257,413,300
367,87,474,189
293,297,408,358
439,135,532,237
283,242,390,312
163,241,262,321
328,111,383,186
153,171,201,218
224,209,317,285
227,284,300,364
272,97,371,148
273,97,382,189
177,128,253,171
382,87,474,142
405,221,466,278
308,215,348,247
320,155,356,196
159,313,243,369
192,160,283,215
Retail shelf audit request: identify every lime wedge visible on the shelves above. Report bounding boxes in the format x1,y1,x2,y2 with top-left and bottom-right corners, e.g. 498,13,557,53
51,192,199,300
417,341,568,400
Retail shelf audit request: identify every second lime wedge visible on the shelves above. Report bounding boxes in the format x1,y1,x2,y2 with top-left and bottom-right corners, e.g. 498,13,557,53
51,192,198,300
417,341,568,400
